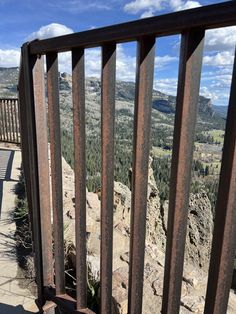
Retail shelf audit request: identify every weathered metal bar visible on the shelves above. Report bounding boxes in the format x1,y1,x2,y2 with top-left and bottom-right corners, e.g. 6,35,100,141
18,60,33,236
204,49,236,314
33,55,54,287
10,100,16,142
1,100,6,141
14,99,20,143
3,100,7,141
46,52,65,295
0,100,4,141
128,37,155,314
100,42,116,314
6,100,10,142
20,43,44,306
71,48,87,310
161,30,205,314
2,100,6,141
1,100,5,141
29,2,236,55
3,100,8,142
8,100,13,142
15,100,20,143
8,100,13,143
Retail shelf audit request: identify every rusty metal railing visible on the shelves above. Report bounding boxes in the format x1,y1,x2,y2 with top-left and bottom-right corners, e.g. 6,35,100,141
18,1,236,314
0,98,20,144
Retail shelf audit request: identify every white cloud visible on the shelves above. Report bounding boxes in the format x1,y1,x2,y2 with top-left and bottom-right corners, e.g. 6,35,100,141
155,55,178,69
154,78,178,95
170,0,201,11
83,45,137,81
124,0,201,17
200,86,218,101
48,0,111,13
0,49,20,67
85,49,102,78
203,51,234,67
124,0,165,14
27,23,73,41
140,10,154,18
205,26,236,52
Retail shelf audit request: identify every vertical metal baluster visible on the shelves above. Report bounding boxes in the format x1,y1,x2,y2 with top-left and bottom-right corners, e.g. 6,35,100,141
161,30,205,314
46,52,65,295
128,36,155,314
4,100,8,142
15,100,20,143
100,43,116,314
33,55,54,288
72,48,87,310
10,100,15,143
7,100,12,142
204,49,236,314
0,100,3,141
20,43,44,307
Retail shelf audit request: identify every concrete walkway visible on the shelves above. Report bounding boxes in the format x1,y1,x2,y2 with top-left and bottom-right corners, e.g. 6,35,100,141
0,143,38,314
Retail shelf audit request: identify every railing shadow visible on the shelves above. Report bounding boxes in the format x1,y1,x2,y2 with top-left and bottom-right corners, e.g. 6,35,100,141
0,303,39,314
0,148,16,216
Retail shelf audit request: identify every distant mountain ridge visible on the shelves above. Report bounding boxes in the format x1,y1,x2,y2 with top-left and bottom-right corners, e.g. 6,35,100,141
0,67,225,126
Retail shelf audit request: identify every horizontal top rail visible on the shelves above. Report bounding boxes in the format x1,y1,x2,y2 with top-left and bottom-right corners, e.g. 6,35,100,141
29,1,236,55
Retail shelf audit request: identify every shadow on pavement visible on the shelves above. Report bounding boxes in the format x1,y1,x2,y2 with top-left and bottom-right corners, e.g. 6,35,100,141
0,303,39,314
0,148,15,216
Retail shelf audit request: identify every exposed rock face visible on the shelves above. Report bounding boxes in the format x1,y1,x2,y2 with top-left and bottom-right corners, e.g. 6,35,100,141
61,157,236,313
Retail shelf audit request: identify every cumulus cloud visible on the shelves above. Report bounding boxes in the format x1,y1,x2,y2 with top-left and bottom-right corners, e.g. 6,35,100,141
27,23,73,41
124,0,201,17
124,0,164,14
203,51,234,67
0,49,20,67
154,78,178,95
205,26,236,52
170,0,201,11
200,86,218,102
140,10,154,18
155,55,178,69
48,0,111,14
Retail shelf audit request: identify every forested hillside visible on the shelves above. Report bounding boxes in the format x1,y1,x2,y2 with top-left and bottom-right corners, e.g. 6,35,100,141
0,67,226,210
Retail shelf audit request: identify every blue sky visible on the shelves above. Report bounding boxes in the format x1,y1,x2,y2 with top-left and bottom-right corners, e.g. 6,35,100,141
0,0,235,106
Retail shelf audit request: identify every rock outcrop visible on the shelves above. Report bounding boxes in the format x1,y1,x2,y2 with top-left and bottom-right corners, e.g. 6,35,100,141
61,156,236,313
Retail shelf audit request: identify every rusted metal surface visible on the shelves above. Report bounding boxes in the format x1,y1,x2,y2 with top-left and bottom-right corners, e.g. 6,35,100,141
204,50,236,314
33,55,54,287
18,58,34,242
128,37,155,314
7,101,12,142
3,100,8,141
10,100,15,141
0,100,5,141
0,98,20,144
161,30,205,314
44,287,95,314
100,42,116,314
20,43,44,306
46,52,65,295
72,48,87,310
14,99,20,143
29,2,236,55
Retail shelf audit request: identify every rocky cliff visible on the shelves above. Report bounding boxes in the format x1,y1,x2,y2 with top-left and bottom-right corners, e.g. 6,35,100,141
59,156,236,313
